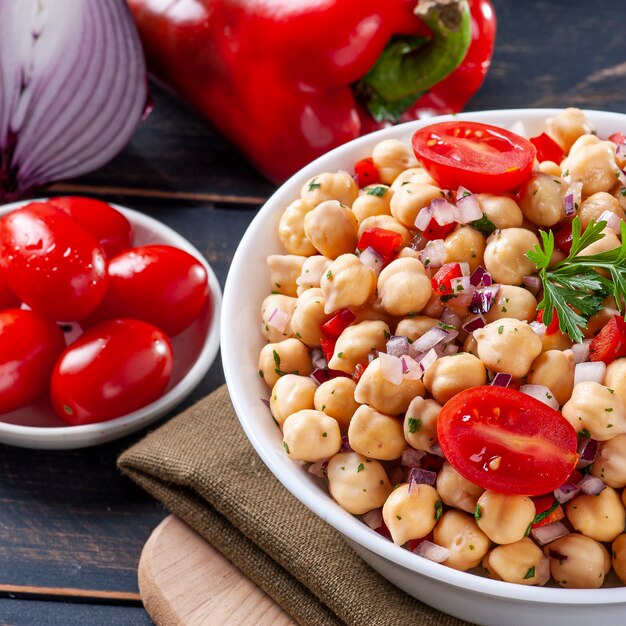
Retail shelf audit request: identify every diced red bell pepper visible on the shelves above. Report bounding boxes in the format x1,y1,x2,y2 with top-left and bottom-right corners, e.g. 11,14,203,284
431,262,463,299
536,307,560,335
531,494,564,528
357,227,404,260
354,157,381,188
609,132,626,145
554,223,573,255
320,337,337,363
321,308,356,338
530,133,563,164
421,216,457,241
375,519,392,540
589,315,626,364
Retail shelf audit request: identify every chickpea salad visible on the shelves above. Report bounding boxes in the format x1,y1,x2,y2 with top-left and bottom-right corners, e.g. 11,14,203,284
258,108,626,589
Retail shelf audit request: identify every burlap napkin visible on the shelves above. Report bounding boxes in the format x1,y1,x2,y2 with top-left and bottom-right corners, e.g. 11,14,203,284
118,385,475,626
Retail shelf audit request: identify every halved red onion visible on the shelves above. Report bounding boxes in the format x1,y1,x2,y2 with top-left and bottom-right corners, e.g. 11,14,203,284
308,460,328,478
386,336,411,358
563,182,582,217
599,210,623,233
577,438,599,468
414,207,433,231
379,352,403,385
531,521,570,546
412,326,449,352
429,198,457,225
0,0,148,201
469,266,491,287
574,361,606,385
361,508,383,530
523,275,542,295
267,307,290,333
359,246,385,275
455,192,483,223
578,474,606,495
311,348,327,370
469,284,500,314
401,356,424,380
408,467,437,492
536,556,551,586
440,307,462,330
449,276,474,307
417,348,439,372
401,447,426,468
420,239,447,268
413,540,450,563
529,321,547,337
491,372,512,388
554,482,580,504
462,314,486,333
571,341,591,364
520,384,559,410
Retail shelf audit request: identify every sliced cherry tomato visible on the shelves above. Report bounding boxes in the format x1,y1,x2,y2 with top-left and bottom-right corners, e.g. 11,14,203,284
0,270,19,310
48,196,133,258
357,227,403,261
0,309,66,414
536,307,560,335
431,262,463,299
319,337,336,363
437,386,578,496
554,223,573,255
321,308,356,338
531,494,564,528
589,315,626,364
420,216,457,241
0,203,108,321
51,318,173,425
412,121,536,193
609,132,626,145
529,133,564,164
86,245,209,336
354,157,380,188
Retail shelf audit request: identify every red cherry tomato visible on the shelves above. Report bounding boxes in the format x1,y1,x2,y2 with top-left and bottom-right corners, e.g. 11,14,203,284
0,203,108,321
437,386,578,496
51,318,173,425
412,121,536,193
48,196,133,257
0,309,66,414
87,245,209,336
0,270,19,310
431,262,463,299
354,157,380,188
589,315,626,364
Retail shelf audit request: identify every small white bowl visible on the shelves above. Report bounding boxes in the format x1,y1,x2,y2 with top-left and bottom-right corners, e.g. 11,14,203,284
222,109,626,626
0,200,221,449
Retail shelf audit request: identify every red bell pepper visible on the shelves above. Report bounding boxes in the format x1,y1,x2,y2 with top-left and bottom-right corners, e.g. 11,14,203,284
531,495,564,529
589,315,626,364
354,158,381,188
431,262,463,298
321,308,357,339
357,227,404,261
128,0,496,182
530,133,564,164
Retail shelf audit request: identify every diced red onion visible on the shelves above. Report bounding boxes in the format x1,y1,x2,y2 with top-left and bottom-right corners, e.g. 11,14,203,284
449,276,474,307
412,326,449,352
520,384,560,410
462,314,486,333
420,239,447,268
571,340,591,364
469,284,500,314
340,435,353,452
413,540,450,563
523,275,542,295
529,321,547,337
379,352,403,386
386,336,410,358
491,373,512,388
361,508,383,530
417,348,439,372
401,447,426,468
308,460,328,478
599,210,622,233
267,307,290,333
408,467,437,492
414,207,433,231
531,521,570,546
577,438,599,468
578,474,606,495
429,442,445,458
410,232,428,251
554,482,580,504
310,368,331,385
469,266,491,287
429,198,457,225
456,186,473,199
311,348,327,370
367,351,378,363
618,169,626,187
442,343,459,355
508,120,528,138
617,144,626,160
574,361,606,385
536,556,551,586
455,192,483,223
359,246,385,275
563,182,582,217
400,356,424,380
260,398,271,409
440,307,462,330
458,262,471,277
388,465,404,485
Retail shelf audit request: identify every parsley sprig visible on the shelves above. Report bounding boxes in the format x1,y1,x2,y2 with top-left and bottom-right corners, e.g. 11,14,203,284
526,217,626,343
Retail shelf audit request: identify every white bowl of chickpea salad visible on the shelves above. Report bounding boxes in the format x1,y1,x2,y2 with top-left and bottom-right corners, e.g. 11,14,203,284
221,108,626,625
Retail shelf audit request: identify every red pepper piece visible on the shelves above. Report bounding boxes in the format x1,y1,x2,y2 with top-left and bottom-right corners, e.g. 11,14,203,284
321,308,356,338
357,227,404,260
320,337,337,363
589,315,626,364
536,307,560,335
421,216,457,241
431,262,463,299
530,133,563,164
554,223,573,255
375,519,392,540
609,132,626,145
354,157,380,188
531,494,564,528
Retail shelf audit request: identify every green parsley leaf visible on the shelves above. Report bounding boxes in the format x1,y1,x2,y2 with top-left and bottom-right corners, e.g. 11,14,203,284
474,503,482,522
533,499,559,524
434,500,443,521
283,441,290,454
308,178,321,191
366,185,388,198
357,463,365,473
471,213,497,236
408,417,421,433
523,566,536,580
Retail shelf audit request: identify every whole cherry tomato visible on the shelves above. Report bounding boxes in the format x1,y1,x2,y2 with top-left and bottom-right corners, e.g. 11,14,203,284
48,196,133,257
0,309,66,414
0,203,108,321
0,270,19,310
87,245,209,336
51,318,174,425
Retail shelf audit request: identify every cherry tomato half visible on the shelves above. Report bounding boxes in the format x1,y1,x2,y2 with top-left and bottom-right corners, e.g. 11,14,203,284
437,386,578,496
86,245,209,336
412,121,536,193
0,309,66,414
0,270,19,310
51,318,173,425
0,203,108,321
48,196,133,258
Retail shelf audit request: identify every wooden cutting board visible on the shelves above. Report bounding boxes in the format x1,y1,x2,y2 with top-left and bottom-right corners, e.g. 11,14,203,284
138,515,296,625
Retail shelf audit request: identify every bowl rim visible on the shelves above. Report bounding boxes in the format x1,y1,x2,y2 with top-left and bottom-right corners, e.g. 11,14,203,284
0,199,222,445
222,108,626,604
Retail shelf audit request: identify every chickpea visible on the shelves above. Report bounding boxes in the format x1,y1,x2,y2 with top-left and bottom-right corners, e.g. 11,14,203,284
267,254,306,297
269,375,316,426
483,228,540,285
321,254,377,314
296,255,332,295
436,461,484,514
565,485,626,542
537,161,562,177
351,185,393,223
314,377,359,432
444,225,486,272
390,182,443,229
582,295,620,339
395,316,439,341
390,167,436,191
433,510,490,571
351,301,394,327
567,133,603,156
420,291,445,319
591,434,626,488
604,357,626,405
304,200,358,259
300,171,358,207
612,534,626,585
540,329,573,353
463,334,479,358
377,258,432,316
403,397,440,451
527,349,575,406
562,382,626,441
548,534,610,588
354,358,425,415
278,199,317,256
486,538,546,586
261,294,296,342
564,141,620,196
546,107,595,153
613,183,626,212
578,227,620,257
358,215,412,249
577,192,625,229
474,319,542,378
348,404,406,460
382,483,441,545
395,246,420,260
423,353,487,405
282,410,341,462
518,174,567,227
327,320,389,374
290,288,328,347
258,338,312,388
327,452,392,515
483,285,537,323
372,139,418,184
475,490,535,545
476,194,523,229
